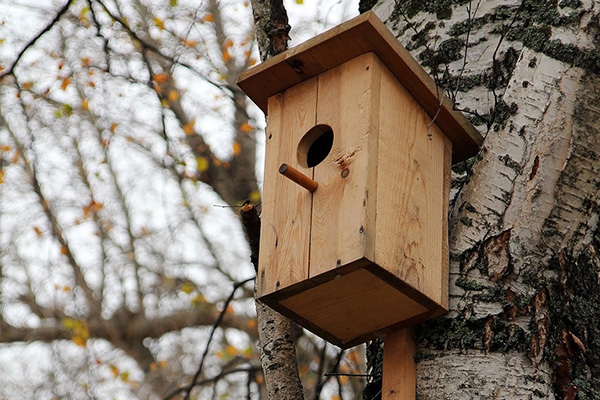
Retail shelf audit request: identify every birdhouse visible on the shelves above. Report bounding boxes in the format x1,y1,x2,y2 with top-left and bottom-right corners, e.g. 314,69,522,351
237,11,482,348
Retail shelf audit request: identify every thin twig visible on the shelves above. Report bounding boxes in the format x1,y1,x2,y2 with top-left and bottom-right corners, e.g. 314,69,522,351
94,0,230,96
0,0,74,78
182,277,254,400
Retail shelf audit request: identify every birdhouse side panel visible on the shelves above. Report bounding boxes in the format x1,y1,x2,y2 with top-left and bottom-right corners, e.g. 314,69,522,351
374,66,451,307
310,53,382,278
257,79,318,298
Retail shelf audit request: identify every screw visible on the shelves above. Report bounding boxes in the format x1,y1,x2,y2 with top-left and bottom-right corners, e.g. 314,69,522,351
341,168,349,178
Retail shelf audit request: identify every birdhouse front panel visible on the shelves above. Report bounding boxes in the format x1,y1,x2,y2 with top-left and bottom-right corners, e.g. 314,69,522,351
258,53,377,299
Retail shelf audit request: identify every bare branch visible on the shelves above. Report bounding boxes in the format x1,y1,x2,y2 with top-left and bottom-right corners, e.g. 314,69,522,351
0,0,74,78
93,0,231,96
160,277,254,400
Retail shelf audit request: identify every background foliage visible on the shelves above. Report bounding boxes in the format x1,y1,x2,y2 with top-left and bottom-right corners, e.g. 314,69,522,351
0,0,361,398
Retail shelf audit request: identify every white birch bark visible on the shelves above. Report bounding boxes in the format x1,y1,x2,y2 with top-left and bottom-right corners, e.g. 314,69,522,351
372,1,600,398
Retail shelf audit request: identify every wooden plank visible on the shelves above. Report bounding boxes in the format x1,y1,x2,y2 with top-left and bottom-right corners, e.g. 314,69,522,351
309,53,380,277
440,126,452,309
374,64,447,307
257,78,317,297
382,328,416,400
236,11,482,163
279,268,427,345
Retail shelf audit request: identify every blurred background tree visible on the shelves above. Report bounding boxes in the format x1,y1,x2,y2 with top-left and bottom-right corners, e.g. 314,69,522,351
0,0,361,398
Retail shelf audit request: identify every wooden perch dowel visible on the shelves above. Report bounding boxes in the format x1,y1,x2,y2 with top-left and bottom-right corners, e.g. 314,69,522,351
279,163,318,193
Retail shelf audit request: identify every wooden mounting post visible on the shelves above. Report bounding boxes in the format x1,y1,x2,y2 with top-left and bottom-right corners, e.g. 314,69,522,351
382,328,416,399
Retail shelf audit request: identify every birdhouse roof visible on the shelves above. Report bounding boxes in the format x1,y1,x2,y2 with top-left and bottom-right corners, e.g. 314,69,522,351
237,11,483,163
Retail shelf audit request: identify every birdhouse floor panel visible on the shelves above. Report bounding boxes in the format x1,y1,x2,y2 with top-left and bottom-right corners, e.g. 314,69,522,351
260,260,446,348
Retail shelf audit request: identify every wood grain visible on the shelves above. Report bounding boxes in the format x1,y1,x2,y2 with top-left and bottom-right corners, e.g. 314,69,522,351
237,11,482,163
309,53,380,278
257,78,317,297
374,65,450,307
280,268,427,344
382,328,416,400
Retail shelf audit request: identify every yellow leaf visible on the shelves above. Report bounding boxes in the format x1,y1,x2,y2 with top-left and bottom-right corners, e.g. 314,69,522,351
60,245,68,255
109,123,118,133
81,57,90,67
249,58,257,66
90,201,103,213
183,119,195,135
62,318,77,329
109,364,119,378
72,335,87,347
249,190,261,203
12,149,20,164
225,344,237,356
180,282,194,294
191,293,205,307
232,141,241,156
331,396,341,400
296,0,303,4
196,156,209,172
203,13,214,22
182,39,197,47
63,285,71,292
239,122,253,133
81,99,89,110
0,170,4,184
168,90,179,102
153,16,164,29
152,73,168,84
61,77,71,90
22,81,33,90
222,49,231,63
120,371,129,382
223,38,234,48
0,145,10,152
33,226,43,236
247,318,257,330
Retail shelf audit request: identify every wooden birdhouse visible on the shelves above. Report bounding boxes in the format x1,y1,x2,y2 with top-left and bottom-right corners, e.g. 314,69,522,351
237,11,482,348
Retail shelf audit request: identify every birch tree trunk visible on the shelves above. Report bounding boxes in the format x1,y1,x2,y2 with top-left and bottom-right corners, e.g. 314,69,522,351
246,2,305,399
367,1,600,398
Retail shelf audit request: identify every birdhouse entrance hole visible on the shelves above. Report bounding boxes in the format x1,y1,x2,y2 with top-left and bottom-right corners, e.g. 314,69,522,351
297,124,333,168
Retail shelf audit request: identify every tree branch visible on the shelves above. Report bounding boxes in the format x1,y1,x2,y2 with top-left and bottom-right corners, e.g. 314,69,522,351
0,0,74,78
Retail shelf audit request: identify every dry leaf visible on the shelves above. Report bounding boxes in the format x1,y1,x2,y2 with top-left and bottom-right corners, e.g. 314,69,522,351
239,122,253,133
60,77,71,90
